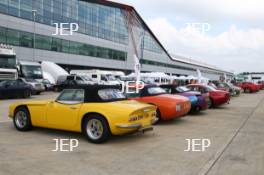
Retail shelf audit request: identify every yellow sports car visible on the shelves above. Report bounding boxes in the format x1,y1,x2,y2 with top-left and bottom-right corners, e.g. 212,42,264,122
9,85,157,143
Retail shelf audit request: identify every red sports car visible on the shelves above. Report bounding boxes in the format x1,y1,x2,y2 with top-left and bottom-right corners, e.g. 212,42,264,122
235,82,259,93
126,84,191,122
187,84,230,108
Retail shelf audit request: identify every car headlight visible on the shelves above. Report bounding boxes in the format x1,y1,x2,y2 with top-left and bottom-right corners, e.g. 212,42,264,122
176,104,181,112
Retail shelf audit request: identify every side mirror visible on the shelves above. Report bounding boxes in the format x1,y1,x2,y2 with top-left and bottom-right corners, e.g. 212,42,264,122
5,84,10,88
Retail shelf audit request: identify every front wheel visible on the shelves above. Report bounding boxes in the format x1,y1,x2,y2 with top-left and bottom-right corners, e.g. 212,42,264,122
82,115,110,143
13,107,32,131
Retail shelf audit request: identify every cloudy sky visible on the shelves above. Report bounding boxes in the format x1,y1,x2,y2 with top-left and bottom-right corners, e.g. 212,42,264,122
112,0,264,73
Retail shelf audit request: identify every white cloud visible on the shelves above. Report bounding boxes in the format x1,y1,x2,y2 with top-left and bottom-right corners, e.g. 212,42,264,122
146,18,264,73
113,0,264,23
111,0,264,72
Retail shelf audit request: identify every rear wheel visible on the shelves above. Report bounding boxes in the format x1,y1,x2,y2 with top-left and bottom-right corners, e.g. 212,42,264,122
13,107,32,131
82,115,110,143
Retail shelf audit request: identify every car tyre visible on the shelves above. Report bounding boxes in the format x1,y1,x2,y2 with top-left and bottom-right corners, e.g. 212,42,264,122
13,107,32,131
82,115,110,144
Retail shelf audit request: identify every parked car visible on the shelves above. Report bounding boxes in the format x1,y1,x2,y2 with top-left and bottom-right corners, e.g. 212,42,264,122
187,84,230,108
160,84,209,112
54,79,85,92
257,81,264,90
215,82,242,96
56,75,95,86
54,75,95,92
18,78,45,95
126,84,191,122
8,85,157,143
0,80,32,99
235,82,259,93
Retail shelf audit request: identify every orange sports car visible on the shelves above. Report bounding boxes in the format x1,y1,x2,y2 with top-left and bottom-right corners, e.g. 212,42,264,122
126,84,191,122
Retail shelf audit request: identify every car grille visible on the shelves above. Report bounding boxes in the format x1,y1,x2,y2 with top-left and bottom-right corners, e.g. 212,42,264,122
35,84,41,88
0,72,17,80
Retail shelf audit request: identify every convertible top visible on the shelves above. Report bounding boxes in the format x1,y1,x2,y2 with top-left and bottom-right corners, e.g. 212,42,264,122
159,84,177,88
64,85,122,102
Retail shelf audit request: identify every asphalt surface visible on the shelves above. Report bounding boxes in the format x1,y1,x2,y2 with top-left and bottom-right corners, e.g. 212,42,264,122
0,91,264,175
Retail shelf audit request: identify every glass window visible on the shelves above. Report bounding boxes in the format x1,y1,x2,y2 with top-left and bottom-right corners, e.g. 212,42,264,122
61,39,69,53
125,89,140,98
57,89,76,101
147,87,166,95
206,85,216,91
0,0,8,14
98,89,125,101
73,89,85,101
51,38,62,52
21,65,43,79
56,89,85,102
69,41,80,55
35,34,51,50
8,0,19,16
20,31,33,48
20,0,32,20
0,55,16,69
175,86,190,93
6,29,19,46
0,27,6,43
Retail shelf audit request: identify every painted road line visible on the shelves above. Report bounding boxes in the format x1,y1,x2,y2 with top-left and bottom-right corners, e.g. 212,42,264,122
0,120,12,123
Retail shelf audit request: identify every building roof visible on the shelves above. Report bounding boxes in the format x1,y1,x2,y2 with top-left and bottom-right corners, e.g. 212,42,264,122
82,0,233,75
171,54,233,74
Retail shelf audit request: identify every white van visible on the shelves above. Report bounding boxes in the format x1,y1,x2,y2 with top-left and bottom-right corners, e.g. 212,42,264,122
70,69,123,85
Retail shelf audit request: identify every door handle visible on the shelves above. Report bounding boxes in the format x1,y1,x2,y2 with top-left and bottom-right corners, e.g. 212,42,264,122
70,106,77,110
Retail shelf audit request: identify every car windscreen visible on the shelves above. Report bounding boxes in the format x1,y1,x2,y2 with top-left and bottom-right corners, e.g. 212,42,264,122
0,55,16,69
0,81,7,86
125,88,140,98
175,86,190,93
206,85,216,91
147,87,166,95
21,65,43,79
98,88,126,101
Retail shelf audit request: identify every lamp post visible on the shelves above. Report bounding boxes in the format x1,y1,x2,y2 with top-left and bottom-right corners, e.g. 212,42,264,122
32,9,37,62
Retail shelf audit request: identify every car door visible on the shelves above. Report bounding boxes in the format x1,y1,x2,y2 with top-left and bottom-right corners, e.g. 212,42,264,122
14,80,25,97
5,80,17,98
0,81,10,98
46,89,84,130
